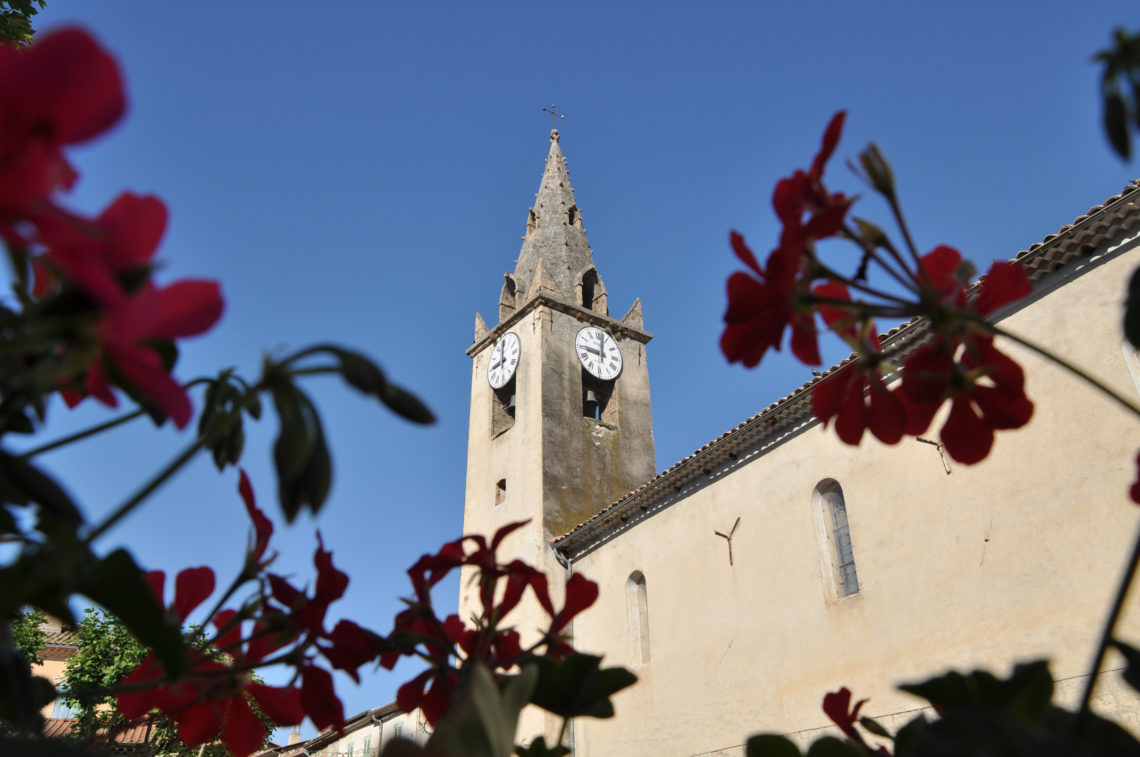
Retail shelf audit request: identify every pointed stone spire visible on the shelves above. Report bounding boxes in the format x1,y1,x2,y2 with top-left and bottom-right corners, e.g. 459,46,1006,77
512,129,595,306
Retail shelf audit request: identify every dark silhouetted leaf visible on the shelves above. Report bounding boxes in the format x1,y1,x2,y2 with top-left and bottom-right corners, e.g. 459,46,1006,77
514,737,570,757
0,449,80,524
1106,90,1131,160
1115,639,1140,693
79,549,185,677
804,737,863,757
900,660,1052,723
525,653,637,720
859,715,890,738
745,733,802,757
1124,268,1140,349
0,647,52,733
429,665,536,757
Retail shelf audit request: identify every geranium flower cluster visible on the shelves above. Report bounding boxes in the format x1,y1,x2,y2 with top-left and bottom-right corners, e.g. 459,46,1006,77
116,472,380,757
0,27,222,428
821,687,891,755
722,111,1034,465
380,520,599,726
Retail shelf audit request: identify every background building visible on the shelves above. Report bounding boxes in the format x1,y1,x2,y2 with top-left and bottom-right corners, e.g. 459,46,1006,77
462,131,1140,754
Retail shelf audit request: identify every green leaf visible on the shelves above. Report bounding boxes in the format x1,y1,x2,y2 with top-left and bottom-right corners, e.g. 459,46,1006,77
325,346,435,425
899,660,1053,723
804,736,864,757
379,382,436,425
859,715,890,739
745,733,803,757
525,653,637,720
79,549,186,677
1124,268,1140,349
429,665,536,757
1114,639,1140,692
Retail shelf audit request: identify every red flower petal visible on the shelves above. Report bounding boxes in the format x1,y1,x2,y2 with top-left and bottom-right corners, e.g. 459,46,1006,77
176,700,224,747
106,342,193,428
833,371,868,446
866,376,906,445
729,230,763,276
212,609,242,655
15,28,126,145
301,665,344,733
811,111,846,181
116,655,165,720
220,697,266,757
940,397,993,465
172,566,215,622
239,470,273,564
789,313,822,367
420,673,457,727
313,533,349,605
396,670,430,715
151,280,224,339
97,192,167,270
976,261,1031,316
917,245,962,295
247,682,304,726
552,573,599,633
822,687,866,742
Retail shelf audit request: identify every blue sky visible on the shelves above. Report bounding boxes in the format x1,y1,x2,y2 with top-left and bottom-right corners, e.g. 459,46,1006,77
22,0,1140,736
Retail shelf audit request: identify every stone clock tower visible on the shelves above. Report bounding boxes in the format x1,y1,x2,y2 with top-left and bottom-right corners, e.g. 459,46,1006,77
460,129,655,643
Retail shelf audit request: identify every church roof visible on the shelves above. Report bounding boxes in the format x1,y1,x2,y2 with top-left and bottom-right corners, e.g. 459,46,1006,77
552,180,1140,559
510,129,596,305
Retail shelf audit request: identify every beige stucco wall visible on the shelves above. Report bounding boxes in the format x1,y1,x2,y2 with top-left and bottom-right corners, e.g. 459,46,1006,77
555,239,1140,755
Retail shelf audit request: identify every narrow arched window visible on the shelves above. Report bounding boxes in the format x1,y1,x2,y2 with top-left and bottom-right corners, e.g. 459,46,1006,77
626,571,650,665
814,480,860,598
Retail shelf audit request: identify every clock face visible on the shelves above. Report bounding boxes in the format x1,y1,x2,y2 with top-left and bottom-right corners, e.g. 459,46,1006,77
575,326,622,380
487,332,521,389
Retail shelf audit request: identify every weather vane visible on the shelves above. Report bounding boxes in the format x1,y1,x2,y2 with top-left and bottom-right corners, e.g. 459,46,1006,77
542,104,565,130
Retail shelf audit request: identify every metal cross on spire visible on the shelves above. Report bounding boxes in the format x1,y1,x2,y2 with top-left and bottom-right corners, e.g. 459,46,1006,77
542,104,565,130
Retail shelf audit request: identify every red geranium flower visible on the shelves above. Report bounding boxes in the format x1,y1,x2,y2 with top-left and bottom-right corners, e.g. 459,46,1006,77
146,566,215,623
238,469,273,569
64,278,224,428
0,28,124,236
809,282,906,445
721,113,852,369
772,111,850,252
899,334,1032,464
822,687,867,742
721,230,822,367
822,687,889,754
300,663,345,733
894,246,1034,463
118,647,303,757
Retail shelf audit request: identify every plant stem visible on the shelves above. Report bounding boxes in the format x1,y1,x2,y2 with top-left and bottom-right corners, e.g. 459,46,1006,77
886,195,924,271
990,325,1140,420
82,377,260,544
19,409,147,458
1074,518,1140,741
83,434,209,544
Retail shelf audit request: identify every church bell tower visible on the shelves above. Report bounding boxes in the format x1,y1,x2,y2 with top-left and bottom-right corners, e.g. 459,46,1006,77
462,127,655,570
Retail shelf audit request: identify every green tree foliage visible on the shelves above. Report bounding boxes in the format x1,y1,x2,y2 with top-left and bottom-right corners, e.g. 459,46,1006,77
61,609,270,757
10,609,46,667
0,1,43,46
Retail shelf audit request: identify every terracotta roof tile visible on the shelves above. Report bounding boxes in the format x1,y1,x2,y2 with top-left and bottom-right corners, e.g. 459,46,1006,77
42,717,154,746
